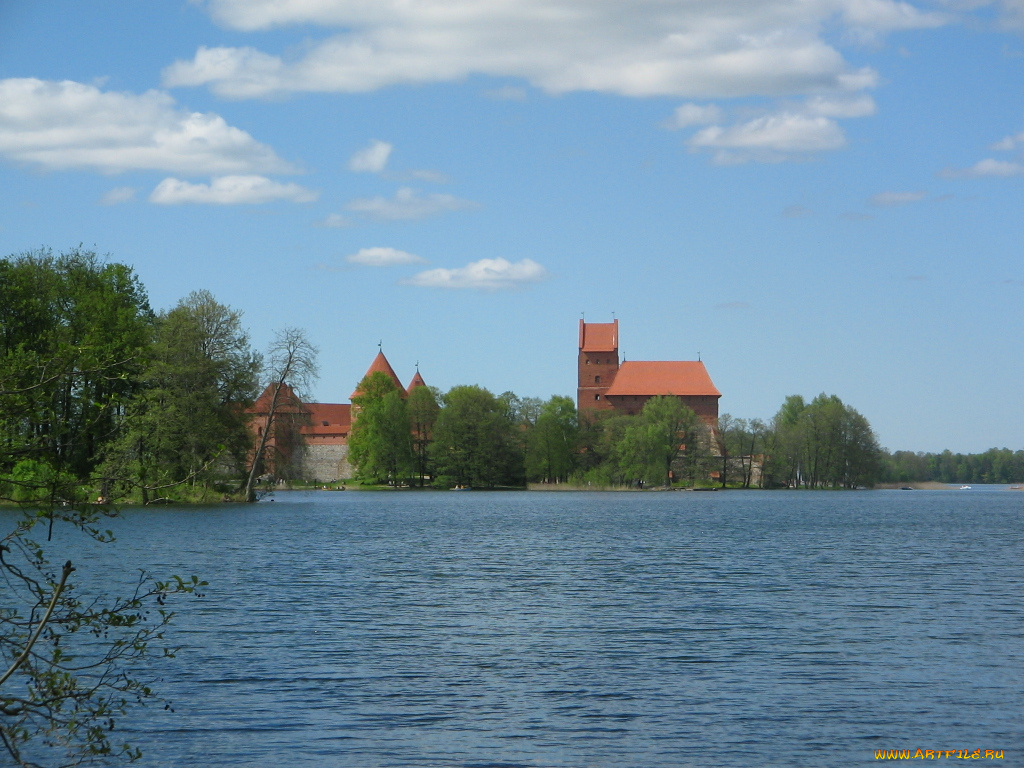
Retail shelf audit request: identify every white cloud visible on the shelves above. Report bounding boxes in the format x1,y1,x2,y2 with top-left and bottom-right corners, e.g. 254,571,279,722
991,129,1024,151
317,212,351,227
943,120,1024,177
995,0,1024,30
671,92,875,163
150,175,318,204
403,257,548,290
346,187,476,220
99,186,137,205
348,139,392,173
869,190,927,205
690,112,846,162
841,0,947,39
664,103,722,130
945,158,1024,177
803,94,877,118
407,169,449,183
0,78,296,175
165,1,943,100
346,246,425,266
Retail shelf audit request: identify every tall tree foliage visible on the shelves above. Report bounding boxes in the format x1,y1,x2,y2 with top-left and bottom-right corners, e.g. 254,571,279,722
407,384,440,487
615,396,709,487
0,248,152,485
100,290,260,502
0,248,203,766
766,393,882,488
430,385,525,488
348,371,414,485
525,396,578,483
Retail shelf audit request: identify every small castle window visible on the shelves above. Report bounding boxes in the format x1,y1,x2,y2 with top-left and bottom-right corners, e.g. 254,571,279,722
594,394,601,400
595,375,601,384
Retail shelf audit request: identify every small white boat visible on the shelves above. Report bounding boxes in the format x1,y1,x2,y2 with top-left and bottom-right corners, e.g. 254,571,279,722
959,485,972,490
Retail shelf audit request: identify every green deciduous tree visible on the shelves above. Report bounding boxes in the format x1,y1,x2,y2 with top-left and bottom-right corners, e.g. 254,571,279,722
100,291,260,502
0,248,204,766
768,393,882,488
348,371,413,485
407,385,440,487
430,385,525,488
616,396,709,487
525,396,578,483
0,248,152,488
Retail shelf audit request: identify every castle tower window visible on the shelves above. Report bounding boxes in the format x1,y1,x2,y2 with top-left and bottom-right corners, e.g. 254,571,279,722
595,375,601,384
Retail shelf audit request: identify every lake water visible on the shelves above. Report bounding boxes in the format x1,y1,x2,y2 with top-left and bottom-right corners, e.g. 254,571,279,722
25,489,1024,766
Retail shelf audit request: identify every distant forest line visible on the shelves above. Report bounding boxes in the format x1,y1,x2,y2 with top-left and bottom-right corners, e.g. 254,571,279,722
883,448,1024,485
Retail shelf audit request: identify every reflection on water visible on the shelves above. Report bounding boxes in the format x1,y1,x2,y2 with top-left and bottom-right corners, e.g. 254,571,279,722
45,490,1024,766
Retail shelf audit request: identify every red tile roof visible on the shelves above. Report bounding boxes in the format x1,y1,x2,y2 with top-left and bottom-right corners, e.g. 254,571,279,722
350,351,403,399
604,361,721,397
249,382,307,414
579,319,618,352
301,402,352,436
406,370,426,394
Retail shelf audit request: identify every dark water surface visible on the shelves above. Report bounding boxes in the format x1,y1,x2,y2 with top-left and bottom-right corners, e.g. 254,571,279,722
41,490,1024,766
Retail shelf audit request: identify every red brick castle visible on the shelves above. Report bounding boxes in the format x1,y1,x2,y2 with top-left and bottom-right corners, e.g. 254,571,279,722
577,319,720,426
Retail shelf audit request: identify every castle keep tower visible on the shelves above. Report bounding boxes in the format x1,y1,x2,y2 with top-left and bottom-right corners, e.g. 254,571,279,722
577,319,620,411
577,318,721,427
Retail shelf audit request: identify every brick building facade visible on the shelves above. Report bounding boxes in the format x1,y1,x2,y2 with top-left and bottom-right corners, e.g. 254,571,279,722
248,350,425,483
577,319,720,426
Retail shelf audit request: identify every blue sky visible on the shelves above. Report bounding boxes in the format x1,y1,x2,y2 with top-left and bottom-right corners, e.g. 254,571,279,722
1,0,1022,453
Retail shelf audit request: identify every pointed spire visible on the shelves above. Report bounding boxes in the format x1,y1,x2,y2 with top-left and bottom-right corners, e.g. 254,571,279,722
406,368,427,394
351,349,403,399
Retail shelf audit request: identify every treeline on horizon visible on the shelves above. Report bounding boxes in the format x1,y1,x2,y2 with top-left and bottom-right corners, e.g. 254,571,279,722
885,448,1024,485
2,247,1021,505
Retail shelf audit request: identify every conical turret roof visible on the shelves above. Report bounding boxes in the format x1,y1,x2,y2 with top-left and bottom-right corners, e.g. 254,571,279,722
406,369,427,394
350,350,403,399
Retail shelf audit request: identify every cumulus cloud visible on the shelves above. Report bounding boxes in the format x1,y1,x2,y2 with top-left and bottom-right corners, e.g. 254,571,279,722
869,190,927,206
150,175,318,204
840,0,947,40
407,169,449,183
668,92,877,163
346,246,425,266
943,122,1024,177
803,94,877,118
164,1,941,100
993,0,1024,30
0,78,296,175
944,158,1024,177
664,103,723,130
346,187,476,220
348,139,392,173
403,258,548,290
317,212,351,227
99,186,137,205
689,111,846,163
991,131,1024,151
